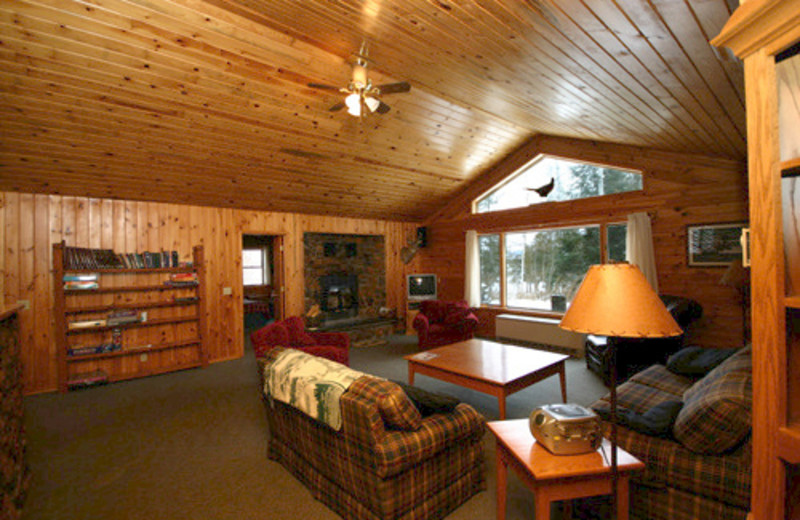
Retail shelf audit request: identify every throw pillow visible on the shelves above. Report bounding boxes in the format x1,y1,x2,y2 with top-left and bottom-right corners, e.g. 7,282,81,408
377,383,423,431
595,401,683,438
393,381,460,416
667,346,736,377
673,346,752,454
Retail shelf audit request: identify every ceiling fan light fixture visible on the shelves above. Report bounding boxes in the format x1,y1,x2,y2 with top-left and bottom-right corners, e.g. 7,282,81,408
345,93,361,117
364,96,380,113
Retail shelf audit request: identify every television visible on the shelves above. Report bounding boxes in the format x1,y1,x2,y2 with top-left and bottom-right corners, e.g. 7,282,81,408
407,274,437,301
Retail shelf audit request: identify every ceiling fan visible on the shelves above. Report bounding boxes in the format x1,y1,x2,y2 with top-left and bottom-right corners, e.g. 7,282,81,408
308,52,411,117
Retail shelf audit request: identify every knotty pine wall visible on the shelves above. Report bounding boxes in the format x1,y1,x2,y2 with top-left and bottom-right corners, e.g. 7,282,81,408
415,135,749,350
0,192,418,394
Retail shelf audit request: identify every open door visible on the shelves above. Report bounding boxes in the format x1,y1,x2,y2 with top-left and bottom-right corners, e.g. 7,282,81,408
242,234,283,331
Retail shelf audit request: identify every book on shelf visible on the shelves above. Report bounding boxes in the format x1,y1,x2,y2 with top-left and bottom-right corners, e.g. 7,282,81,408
173,296,199,303
68,319,107,330
107,312,141,326
63,274,98,282
165,272,198,286
67,370,108,389
64,281,99,290
67,343,122,356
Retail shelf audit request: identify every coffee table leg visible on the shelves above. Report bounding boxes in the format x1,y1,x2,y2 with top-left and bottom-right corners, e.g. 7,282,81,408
498,395,507,420
558,361,567,403
495,442,508,520
408,364,415,385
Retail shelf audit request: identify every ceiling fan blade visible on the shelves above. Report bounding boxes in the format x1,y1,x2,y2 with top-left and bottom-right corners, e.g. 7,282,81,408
308,82,341,91
375,101,391,114
329,102,346,112
375,82,411,94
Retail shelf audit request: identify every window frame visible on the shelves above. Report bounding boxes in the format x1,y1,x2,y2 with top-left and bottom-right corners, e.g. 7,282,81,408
471,153,644,215
242,247,270,286
478,220,627,315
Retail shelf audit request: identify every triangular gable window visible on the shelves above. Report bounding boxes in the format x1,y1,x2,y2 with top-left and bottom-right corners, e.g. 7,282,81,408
474,155,643,214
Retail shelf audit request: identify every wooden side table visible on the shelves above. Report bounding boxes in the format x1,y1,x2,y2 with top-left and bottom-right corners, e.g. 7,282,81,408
487,419,644,520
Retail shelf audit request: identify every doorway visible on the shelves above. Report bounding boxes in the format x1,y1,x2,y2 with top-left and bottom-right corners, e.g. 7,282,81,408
242,234,284,333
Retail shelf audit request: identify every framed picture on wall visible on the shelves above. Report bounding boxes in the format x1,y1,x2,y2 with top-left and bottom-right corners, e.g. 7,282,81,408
687,222,747,267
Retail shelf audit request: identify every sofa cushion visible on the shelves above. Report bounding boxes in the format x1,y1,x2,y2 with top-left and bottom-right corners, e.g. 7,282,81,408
393,381,460,416
377,382,423,431
673,346,752,454
667,346,736,378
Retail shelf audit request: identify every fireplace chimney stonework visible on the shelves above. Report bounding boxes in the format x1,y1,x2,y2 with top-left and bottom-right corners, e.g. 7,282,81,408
304,233,386,325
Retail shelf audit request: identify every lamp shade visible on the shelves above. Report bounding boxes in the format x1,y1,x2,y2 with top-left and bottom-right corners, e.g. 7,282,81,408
559,263,682,338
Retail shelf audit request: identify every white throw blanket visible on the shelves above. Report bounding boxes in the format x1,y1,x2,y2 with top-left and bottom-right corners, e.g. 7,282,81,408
265,349,367,430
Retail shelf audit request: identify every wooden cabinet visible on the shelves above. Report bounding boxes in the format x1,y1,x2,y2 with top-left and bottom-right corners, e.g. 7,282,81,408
53,242,207,392
713,4,800,519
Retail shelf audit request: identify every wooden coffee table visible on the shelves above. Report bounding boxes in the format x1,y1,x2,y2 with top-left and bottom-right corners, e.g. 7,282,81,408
404,338,568,419
487,419,644,520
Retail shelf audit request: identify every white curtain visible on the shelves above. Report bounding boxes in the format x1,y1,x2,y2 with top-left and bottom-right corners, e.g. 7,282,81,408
464,230,480,306
626,212,659,292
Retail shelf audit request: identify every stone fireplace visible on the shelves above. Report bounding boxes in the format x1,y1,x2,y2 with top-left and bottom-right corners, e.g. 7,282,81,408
304,233,385,326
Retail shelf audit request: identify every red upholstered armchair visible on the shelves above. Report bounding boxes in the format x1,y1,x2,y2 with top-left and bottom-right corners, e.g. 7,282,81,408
412,300,479,350
250,316,350,366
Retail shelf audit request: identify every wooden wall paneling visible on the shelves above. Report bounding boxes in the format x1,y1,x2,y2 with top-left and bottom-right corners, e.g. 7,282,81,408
18,194,35,390
0,194,4,308
2,191,416,393
33,195,52,389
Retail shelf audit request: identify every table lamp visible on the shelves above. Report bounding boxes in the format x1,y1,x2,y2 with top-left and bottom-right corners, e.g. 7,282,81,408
559,263,681,519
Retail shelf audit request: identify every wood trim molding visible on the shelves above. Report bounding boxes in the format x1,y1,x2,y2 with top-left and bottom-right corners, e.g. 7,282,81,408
711,0,800,58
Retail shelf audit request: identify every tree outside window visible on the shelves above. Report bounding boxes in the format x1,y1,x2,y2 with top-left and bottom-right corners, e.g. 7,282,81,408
505,227,601,312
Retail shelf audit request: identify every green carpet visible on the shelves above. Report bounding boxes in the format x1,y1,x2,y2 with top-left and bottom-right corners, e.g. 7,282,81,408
22,334,608,520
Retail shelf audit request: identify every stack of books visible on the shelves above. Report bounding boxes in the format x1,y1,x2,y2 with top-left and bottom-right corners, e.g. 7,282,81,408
63,274,98,290
67,370,108,390
107,310,141,326
67,343,122,357
165,272,198,287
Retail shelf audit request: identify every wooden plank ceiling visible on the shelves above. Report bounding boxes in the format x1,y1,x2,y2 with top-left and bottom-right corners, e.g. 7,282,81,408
0,0,745,221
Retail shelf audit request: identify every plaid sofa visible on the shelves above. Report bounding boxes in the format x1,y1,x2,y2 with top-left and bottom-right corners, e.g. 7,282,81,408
591,346,751,520
261,348,486,520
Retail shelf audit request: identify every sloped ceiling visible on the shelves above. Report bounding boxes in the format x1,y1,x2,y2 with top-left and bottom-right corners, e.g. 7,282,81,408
0,0,745,221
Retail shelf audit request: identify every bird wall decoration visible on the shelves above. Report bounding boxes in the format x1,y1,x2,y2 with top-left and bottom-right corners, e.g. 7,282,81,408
528,177,555,198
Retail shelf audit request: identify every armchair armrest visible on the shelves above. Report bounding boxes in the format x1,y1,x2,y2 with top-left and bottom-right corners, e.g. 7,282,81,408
412,312,429,332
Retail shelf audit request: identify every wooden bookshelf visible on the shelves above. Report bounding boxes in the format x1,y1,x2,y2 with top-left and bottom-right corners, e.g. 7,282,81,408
53,242,208,392
713,4,800,519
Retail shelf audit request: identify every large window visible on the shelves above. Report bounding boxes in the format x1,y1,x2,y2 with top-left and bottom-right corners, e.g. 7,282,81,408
243,248,269,286
479,223,626,312
474,155,643,214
